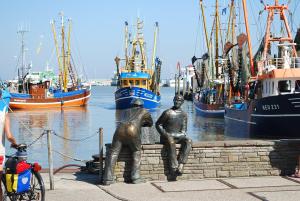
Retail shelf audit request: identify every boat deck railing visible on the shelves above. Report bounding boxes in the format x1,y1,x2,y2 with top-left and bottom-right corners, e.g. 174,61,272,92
120,68,153,75
266,57,300,69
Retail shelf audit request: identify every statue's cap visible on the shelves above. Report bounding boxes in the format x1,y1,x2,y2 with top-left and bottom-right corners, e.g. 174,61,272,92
131,98,144,107
174,94,184,101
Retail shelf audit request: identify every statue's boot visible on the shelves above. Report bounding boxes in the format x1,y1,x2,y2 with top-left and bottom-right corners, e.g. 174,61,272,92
103,180,115,186
167,168,178,181
131,150,143,184
103,140,122,186
132,178,146,184
176,163,184,176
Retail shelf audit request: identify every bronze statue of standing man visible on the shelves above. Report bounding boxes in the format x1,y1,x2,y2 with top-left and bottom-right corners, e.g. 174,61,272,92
156,95,192,176
103,99,153,185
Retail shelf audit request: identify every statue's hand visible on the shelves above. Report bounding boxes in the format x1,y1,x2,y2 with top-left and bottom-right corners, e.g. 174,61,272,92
171,132,186,138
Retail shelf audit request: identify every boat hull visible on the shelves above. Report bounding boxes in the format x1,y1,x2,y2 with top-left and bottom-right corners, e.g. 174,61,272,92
9,89,91,109
225,93,300,138
115,87,160,109
194,99,224,118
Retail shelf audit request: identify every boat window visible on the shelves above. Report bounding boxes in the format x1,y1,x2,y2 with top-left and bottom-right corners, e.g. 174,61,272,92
142,80,147,86
278,80,291,93
123,80,128,86
272,82,274,94
295,80,300,92
135,80,140,85
129,80,134,85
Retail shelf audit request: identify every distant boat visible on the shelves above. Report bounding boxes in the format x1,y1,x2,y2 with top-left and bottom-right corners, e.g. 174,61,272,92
174,63,194,101
111,72,118,86
192,0,225,118
114,19,161,110
166,79,177,87
8,13,90,109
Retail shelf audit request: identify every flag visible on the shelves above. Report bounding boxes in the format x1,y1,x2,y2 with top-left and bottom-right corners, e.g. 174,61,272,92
222,8,227,15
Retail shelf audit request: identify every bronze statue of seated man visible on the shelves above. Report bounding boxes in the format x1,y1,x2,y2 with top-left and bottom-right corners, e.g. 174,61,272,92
156,95,192,176
103,99,153,185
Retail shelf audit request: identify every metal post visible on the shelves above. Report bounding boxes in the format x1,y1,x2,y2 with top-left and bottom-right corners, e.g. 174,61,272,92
177,76,181,96
47,130,54,190
183,77,186,97
99,128,104,183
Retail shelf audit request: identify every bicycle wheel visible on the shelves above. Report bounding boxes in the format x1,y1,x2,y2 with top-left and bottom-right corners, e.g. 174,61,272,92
1,175,8,201
1,175,17,201
1,171,45,201
26,171,45,201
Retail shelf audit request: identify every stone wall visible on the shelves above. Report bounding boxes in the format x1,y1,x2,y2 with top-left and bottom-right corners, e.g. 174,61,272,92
105,140,300,182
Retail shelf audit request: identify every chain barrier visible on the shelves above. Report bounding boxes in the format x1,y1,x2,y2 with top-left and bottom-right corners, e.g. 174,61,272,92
51,149,88,163
51,130,99,142
1,97,102,188
50,130,99,163
24,129,92,163
27,130,47,148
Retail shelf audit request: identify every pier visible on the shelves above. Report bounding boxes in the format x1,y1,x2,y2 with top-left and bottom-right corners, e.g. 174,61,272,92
108,140,300,181
42,138,300,200
44,171,300,201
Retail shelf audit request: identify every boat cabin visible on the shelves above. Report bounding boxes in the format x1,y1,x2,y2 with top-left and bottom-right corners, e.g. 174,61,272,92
120,78,148,88
29,81,50,99
258,45,300,98
119,72,150,89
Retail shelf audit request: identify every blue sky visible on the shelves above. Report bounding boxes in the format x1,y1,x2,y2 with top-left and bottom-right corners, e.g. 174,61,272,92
0,0,299,80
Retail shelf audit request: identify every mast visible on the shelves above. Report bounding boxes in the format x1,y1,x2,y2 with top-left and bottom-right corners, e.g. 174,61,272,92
66,19,77,87
231,1,236,46
18,30,27,81
226,0,235,43
215,0,219,79
241,0,254,76
262,0,297,61
51,20,63,88
17,28,29,92
52,12,77,90
137,18,146,70
124,21,129,67
200,0,209,50
151,22,159,70
60,12,68,92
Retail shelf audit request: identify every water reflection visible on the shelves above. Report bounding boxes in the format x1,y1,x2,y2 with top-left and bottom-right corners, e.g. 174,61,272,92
9,107,92,167
8,86,251,168
192,115,224,141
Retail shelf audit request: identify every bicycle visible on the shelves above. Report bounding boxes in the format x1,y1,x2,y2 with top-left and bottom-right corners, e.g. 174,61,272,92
1,144,45,201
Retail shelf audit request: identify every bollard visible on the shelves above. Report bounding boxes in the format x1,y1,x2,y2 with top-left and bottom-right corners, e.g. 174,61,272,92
47,130,54,190
99,128,104,183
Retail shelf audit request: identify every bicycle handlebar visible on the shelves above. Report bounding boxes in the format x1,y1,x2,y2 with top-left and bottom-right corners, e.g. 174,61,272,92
11,143,27,153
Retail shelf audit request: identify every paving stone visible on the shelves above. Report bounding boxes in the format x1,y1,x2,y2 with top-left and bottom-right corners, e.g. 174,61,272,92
252,190,300,201
151,180,230,192
222,176,299,188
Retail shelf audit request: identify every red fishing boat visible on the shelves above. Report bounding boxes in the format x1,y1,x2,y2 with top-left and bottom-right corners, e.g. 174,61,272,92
9,13,91,110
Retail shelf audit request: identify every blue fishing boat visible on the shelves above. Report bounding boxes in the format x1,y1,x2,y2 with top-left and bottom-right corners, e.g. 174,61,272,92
114,19,161,110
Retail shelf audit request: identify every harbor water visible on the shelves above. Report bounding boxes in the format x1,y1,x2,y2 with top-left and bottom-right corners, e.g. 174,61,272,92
9,86,246,168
